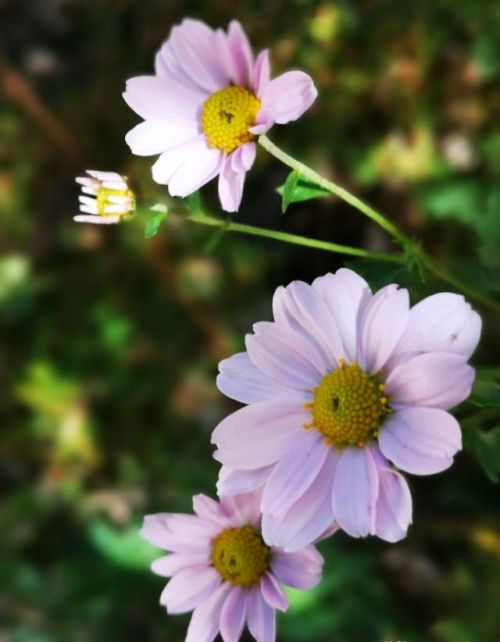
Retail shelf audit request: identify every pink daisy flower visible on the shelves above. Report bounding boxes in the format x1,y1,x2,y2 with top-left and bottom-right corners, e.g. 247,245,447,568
141,491,323,642
123,19,317,212
212,269,481,549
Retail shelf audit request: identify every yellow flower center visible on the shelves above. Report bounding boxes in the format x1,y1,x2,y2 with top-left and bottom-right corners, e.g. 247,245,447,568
201,86,261,154
96,187,135,217
211,525,270,587
305,360,391,449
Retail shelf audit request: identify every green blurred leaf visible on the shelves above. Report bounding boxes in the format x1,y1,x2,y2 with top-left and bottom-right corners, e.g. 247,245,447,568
469,380,500,407
144,205,168,238
464,426,500,483
418,180,484,225
88,521,157,571
278,170,329,212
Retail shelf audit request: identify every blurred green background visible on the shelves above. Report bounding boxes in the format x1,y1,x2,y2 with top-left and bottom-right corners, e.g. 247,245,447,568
1,1,500,641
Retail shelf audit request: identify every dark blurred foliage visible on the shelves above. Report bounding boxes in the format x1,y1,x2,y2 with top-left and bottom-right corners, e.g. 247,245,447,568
1,1,500,641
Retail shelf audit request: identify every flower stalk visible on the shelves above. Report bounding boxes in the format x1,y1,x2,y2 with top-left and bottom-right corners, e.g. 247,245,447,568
258,135,500,315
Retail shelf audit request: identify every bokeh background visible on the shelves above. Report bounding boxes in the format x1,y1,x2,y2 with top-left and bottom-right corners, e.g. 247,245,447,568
1,1,500,641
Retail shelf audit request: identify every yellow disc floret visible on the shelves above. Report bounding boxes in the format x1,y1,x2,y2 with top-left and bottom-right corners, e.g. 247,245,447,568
306,360,390,449
201,86,261,154
96,186,135,218
211,525,270,587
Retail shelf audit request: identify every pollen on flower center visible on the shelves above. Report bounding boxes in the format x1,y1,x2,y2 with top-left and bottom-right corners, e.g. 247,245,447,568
201,86,261,154
305,360,391,449
211,525,270,586
96,186,135,217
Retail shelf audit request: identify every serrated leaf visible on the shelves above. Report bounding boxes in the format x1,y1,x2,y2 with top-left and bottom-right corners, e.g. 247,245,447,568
464,426,500,483
277,171,329,212
469,380,500,407
144,209,168,239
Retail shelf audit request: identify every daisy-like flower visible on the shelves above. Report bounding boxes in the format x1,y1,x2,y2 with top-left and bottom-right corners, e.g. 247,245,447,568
212,269,481,549
74,170,135,224
141,491,323,642
123,19,317,212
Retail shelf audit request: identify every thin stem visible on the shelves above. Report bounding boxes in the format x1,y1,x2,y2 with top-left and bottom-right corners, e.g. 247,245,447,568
259,135,500,314
185,210,404,264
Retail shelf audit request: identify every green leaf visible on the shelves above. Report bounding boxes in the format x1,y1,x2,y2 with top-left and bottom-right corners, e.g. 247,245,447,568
417,179,485,225
277,170,329,213
144,205,168,239
469,380,500,407
88,520,157,570
464,426,500,483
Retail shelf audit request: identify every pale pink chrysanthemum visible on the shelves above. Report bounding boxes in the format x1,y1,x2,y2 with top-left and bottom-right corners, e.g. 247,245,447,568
212,269,481,549
141,490,323,642
123,19,317,213
74,170,135,225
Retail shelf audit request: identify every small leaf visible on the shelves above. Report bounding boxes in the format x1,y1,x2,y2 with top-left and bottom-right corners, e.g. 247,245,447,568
464,426,500,483
469,380,500,407
277,171,329,212
144,206,168,239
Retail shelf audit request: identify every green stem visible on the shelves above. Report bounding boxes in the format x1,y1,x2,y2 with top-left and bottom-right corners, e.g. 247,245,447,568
185,210,403,264
259,135,500,314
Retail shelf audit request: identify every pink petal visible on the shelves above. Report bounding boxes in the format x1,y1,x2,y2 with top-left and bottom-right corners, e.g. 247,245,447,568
186,583,232,642
125,119,199,156
218,156,247,212
227,20,254,87
358,284,409,373
246,328,322,391
392,293,481,362
371,448,413,542
271,546,324,589
219,586,247,642
270,547,324,590
123,76,203,121
260,572,289,612
331,447,379,537
217,352,296,404
219,490,263,527
192,494,230,527
217,466,273,496
231,142,257,173
168,20,229,92
262,450,337,551
275,280,345,367
151,137,207,185
385,352,475,410
379,407,462,475
312,269,371,363
212,400,307,470
160,566,221,614
261,430,327,517
260,70,317,125
247,586,276,642
168,141,224,197
252,49,271,97
151,552,209,577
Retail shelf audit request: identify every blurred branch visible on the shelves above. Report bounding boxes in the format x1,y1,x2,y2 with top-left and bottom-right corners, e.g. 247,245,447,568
0,55,84,165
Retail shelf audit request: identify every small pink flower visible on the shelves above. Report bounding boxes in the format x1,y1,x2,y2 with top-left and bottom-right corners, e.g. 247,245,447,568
123,19,317,212
212,269,481,549
74,170,135,224
141,491,323,642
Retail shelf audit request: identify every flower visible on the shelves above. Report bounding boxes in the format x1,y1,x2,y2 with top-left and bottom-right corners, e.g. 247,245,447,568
123,19,317,212
212,269,481,549
141,491,323,642
74,170,135,224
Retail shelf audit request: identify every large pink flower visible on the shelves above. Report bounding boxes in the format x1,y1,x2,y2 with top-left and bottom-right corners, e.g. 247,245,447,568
212,269,481,549
141,490,323,642
123,19,317,212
